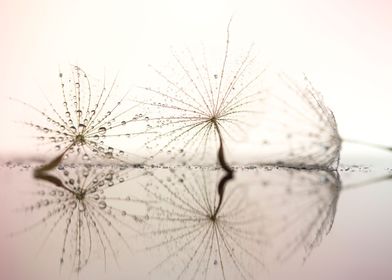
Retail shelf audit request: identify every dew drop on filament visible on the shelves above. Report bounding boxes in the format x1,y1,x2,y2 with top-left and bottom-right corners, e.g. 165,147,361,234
98,127,107,135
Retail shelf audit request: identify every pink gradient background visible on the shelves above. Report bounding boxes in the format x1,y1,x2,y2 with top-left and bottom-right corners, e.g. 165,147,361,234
0,0,392,279
1,0,392,156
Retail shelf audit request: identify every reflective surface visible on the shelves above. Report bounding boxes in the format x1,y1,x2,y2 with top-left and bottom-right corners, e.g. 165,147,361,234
1,152,391,280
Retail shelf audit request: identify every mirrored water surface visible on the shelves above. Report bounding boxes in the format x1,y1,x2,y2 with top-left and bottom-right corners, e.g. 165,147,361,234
0,152,391,280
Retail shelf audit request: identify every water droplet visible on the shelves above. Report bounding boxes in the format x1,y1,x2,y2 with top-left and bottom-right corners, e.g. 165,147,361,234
69,201,77,209
121,121,126,126
98,127,106,135
70,126,77,133
98,201,107,210
79,203,86,212
214,260,218,265
65,111,71,118
121,211,126,216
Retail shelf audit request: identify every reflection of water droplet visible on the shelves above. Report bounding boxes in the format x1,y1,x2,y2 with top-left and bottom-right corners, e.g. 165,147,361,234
121,121,126,126
98,200,107,210
98,127,106,135
105,173,113,181
69,201,77,209
79,202,86,212
121,211,126,216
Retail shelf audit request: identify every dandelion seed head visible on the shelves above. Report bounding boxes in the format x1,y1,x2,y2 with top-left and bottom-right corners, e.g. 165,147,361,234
233,72,342,169
139,40,267,166
17,65,148,164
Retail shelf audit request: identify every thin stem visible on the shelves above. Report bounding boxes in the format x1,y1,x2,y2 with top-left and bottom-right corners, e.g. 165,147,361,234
344,138,392,152
213,122,234,218
343,174,392,191
33,145,76,195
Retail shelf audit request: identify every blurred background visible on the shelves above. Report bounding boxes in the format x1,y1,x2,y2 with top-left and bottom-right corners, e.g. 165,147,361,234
0,0,391,158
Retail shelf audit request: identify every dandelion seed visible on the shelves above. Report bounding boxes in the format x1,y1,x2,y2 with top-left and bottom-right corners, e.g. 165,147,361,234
14,65,149,165
10,164,149,276
238,73,342,169
139,22,267,168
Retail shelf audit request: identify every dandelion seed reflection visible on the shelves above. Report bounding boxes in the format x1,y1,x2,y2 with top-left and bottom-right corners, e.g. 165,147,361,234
10,164,149,277
235,167,341,264
141,167,266,280
140,166,340,279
